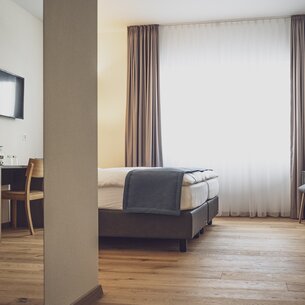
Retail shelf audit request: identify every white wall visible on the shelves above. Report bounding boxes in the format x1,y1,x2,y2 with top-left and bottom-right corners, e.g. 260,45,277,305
0,0,43,223
0,0,43,164
98,27,127,168
44,0,101,304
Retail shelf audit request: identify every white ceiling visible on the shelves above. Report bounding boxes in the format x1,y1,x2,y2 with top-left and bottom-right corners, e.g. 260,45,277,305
100,0,305,29
11,0,43,20
9,0,305,26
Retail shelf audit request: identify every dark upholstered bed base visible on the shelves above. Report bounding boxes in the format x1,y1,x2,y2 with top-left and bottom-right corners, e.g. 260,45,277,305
207,196,219,225
98,196,218,252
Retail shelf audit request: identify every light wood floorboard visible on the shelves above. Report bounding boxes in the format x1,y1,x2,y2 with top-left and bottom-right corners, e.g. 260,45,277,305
1,218,305,305
0,229,43,305
96,218,305,305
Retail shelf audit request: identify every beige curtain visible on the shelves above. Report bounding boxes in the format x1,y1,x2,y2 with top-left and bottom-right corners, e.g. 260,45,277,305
125,24,163,167
291,15,305,219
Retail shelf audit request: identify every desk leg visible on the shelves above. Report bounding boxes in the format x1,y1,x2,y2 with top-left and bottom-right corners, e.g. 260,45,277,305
11,200,17,229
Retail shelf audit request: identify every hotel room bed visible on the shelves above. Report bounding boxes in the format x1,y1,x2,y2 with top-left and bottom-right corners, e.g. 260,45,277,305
98,168,219,252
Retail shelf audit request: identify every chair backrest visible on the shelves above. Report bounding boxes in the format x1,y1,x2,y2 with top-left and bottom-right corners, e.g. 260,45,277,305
25,159,43,195
26,158,44,178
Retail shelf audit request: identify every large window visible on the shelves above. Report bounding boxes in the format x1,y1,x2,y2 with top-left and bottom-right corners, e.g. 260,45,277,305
160,18,290,216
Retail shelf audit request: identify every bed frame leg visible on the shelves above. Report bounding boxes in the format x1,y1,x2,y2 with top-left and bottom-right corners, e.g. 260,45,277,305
200,228,204,234
179,239,187,252
208,220,213,225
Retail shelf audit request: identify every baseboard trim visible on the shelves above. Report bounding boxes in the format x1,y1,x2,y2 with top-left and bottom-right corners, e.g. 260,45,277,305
71,285,103,305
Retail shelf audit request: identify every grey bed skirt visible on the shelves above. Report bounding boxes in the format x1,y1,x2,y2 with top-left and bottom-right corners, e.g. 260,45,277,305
98,196,219,252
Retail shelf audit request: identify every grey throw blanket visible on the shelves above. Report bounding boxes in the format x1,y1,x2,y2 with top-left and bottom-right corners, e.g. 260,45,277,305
123,168,209,216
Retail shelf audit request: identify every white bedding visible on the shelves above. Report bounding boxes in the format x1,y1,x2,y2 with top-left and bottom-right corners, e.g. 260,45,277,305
98,167,218,187
98,167,219,211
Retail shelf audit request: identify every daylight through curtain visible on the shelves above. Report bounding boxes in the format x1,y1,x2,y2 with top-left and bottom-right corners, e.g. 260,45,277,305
160,18,291,217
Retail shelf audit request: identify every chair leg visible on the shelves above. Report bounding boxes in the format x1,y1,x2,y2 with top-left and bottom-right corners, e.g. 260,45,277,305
11,200,17,229
25,199,35,235
299,193,305,224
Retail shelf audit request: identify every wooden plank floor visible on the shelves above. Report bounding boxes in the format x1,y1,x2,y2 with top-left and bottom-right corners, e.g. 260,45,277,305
96,218,305,305
0,229,43,305
1,218,305,305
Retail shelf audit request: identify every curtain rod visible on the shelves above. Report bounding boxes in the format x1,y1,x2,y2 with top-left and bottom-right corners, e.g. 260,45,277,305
161,15,291,27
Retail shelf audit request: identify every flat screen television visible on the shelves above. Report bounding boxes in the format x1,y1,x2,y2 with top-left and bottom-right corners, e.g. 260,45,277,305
0,69,24,119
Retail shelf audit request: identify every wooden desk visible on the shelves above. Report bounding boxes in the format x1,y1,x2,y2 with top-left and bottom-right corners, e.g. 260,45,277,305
0,165,44,239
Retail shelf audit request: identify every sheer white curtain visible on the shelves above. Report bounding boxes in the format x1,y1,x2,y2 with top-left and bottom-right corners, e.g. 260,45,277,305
160,18,291,217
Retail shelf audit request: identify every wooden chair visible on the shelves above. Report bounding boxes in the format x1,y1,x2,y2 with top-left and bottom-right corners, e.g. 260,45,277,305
2,158,43,235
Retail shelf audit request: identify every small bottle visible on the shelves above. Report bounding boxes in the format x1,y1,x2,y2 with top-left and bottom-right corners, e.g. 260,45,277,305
0,146,4,166
6,155,12,165
12,155,17,165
